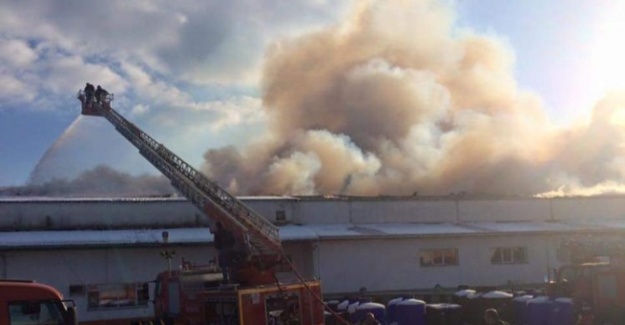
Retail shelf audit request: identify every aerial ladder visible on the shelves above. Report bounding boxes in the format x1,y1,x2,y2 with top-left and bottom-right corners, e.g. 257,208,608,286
77,89,283,285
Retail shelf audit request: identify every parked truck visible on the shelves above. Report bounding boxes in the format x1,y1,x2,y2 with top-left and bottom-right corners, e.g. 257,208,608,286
547,239,625,325
0,279,77,325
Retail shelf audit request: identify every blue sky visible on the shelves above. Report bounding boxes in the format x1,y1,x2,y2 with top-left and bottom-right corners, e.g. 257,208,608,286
456,0,611,122
2,0,625,195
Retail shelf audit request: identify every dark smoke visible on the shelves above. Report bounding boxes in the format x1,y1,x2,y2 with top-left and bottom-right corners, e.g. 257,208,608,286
200,0,625,197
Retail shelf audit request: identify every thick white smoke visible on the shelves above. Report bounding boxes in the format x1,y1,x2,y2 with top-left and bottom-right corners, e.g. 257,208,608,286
201,0,625,197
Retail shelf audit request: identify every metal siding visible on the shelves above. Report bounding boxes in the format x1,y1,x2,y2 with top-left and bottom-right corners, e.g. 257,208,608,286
317,236,557,294
294,201,352,224
551,197,625,220
457,199,552,222
349,200,458,223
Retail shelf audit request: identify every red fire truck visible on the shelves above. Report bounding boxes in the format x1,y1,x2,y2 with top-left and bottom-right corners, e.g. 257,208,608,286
0,280,78,325
150,262,323,325
548,239,625,325
78,90,326,325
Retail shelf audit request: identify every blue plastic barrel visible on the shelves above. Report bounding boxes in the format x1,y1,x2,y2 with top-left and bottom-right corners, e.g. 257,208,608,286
348,301,361,323
512,295,533,325
356,302,387,325
337,300,349,312
548,298,573,325
452,289,475,324
425,303,463,325
527,296,553,325
482,291,514,322
396,299,427,325
464,292,484,325
453,289,476,302
336,299,350,323
387,297,404,324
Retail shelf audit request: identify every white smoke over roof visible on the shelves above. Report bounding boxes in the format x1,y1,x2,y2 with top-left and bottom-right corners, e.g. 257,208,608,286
199,0,625,197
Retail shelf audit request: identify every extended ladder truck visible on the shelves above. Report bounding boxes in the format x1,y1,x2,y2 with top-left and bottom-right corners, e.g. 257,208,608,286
78,90,325,325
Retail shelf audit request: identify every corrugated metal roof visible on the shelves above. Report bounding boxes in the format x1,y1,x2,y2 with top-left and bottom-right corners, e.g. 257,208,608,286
564,219,625,228
306,223,479,239
0,196,185,203
0,225,318,249
305,220,625,239
5,194,625,203
0,228,207,249
461,221,586,233
0,196,296,203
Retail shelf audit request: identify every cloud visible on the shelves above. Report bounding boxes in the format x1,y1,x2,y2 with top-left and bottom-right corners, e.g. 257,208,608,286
130,104,150,117
42,55,129,96
0,74,33,103
0,38,129,109
0,0,344,114
117,61,265,131
0,0,343,85
0,38,37,68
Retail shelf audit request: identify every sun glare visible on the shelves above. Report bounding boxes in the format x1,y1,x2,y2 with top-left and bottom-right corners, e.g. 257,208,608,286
589,3,625,91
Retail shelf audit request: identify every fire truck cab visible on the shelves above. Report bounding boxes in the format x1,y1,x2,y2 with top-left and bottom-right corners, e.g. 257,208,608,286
549,240,625,324
0,280,78,325
151,264,324,325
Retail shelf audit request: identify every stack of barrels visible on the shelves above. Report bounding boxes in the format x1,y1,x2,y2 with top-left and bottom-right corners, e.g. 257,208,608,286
325,287,574,325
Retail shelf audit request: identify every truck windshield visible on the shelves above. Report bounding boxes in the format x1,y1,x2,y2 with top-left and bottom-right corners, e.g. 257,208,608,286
8,300,67,325
180,273,223,292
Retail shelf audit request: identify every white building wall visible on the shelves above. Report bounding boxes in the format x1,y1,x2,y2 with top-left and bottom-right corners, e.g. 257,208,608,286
0,199,204,229
317,235,560,294
349,200,458,223
457,199,552,222
294,201,352,224
6,196,625,229
551,197,625,220
241,198,297,223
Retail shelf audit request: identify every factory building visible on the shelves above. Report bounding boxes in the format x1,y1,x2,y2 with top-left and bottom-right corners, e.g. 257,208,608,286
1,195,625,323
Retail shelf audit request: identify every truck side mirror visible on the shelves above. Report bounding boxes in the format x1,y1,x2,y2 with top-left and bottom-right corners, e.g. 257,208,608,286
548,268,559,282
66,306,77,325
148,281,157,303
140,283,150,301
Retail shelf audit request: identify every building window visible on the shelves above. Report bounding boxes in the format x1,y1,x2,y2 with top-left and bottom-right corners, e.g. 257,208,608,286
69,284,85,297
275,210,286,223
420,249,458,267
87,283,148,310
491,247,527,265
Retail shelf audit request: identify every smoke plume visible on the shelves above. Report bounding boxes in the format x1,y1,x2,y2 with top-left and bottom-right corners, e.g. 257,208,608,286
2,165,176,197
201,0,625,196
